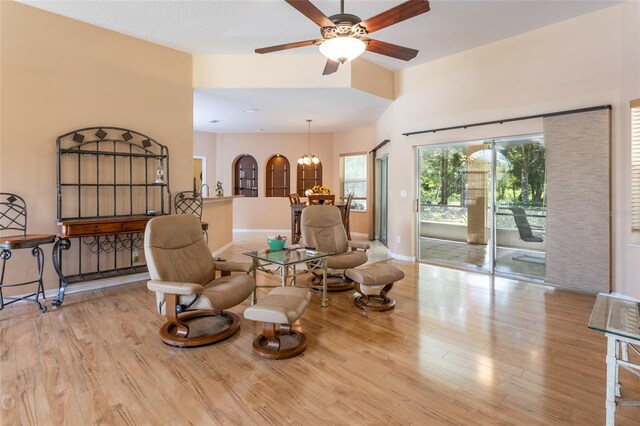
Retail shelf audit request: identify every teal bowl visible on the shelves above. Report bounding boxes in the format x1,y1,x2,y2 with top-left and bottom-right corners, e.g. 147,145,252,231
267,238,286,251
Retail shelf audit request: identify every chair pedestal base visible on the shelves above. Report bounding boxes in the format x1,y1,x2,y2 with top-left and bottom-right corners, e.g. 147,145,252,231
159,310,240,348
252,323,307,359
354,283,395,312
307,273,354,292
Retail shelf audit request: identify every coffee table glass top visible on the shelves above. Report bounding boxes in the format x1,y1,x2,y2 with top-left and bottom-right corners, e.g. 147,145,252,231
242,248,332,266
588,293,640,341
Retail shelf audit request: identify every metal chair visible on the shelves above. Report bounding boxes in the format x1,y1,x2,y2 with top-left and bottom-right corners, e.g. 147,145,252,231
509,206,545,264
0,193,56,313
509,207,544,242
174,191,208,242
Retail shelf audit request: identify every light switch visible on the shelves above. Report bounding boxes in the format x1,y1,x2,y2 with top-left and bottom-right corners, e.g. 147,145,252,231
400,190,407,198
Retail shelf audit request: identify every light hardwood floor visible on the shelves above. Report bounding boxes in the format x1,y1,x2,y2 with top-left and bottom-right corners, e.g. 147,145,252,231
0,234,638,425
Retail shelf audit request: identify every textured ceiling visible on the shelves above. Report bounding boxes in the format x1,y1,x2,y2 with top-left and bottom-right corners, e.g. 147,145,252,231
19,0,621,133
21,0,620,70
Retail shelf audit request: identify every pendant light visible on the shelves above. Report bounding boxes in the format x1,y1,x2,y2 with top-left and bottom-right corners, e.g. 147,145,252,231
298,119,321,165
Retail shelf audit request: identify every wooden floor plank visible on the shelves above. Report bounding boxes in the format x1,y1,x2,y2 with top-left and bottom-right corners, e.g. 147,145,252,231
0,235,638,424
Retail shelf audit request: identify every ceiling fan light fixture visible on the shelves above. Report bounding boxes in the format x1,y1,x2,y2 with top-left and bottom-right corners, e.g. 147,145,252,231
319,37,366,63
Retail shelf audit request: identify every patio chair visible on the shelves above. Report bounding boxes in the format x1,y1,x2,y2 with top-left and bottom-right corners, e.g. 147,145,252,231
509,206,545,264
509,207,544,243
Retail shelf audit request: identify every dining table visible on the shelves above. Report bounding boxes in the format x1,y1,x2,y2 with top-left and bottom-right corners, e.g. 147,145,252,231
290,203,348,244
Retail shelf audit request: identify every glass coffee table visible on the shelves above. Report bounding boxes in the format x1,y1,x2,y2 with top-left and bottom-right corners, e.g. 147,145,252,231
243,248,333,307
588,293,640,425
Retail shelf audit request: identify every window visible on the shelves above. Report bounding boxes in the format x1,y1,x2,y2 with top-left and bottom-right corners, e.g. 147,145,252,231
265,155,290,197
341,153,367,211
233,155,258,197
632,98,640,230
296,162,322,196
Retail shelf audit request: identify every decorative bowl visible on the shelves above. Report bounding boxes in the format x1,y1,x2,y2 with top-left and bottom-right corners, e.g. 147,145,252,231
267,238,286,251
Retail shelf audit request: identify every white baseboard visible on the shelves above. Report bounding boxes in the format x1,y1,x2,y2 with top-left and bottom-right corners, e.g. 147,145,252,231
389,252,416,262
609,292,640,302
211,241,233,258
40,272,149,299
233,228,290,234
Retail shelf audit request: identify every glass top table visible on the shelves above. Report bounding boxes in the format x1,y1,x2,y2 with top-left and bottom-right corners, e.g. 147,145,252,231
588,293,640,341
243,248,333,307
588,293,640,425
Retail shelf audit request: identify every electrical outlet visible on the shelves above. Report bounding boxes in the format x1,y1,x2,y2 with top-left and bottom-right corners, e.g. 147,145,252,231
133,249,139,263
396,236,401,244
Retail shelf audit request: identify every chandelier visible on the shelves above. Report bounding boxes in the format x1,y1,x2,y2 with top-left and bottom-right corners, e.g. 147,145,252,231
298,119,321,165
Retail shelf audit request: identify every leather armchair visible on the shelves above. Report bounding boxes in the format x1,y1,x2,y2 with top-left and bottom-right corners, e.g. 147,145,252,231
144,214,255,347
300,205,369,291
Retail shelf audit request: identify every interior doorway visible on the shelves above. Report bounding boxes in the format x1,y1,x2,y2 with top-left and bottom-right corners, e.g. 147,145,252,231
193,155,207,193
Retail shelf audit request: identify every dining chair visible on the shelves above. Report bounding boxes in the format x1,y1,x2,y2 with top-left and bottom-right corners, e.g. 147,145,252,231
343,193,353,240
288,193,302,205
308,194,335,205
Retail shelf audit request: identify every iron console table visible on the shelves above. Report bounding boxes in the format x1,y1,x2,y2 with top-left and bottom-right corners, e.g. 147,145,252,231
52,127,170,307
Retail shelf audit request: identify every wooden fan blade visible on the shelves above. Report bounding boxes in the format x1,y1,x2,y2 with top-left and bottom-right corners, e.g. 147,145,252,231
322,59,340,75
255,39,320,54
365,39,419,61
360,0,430,34
285,0,335,28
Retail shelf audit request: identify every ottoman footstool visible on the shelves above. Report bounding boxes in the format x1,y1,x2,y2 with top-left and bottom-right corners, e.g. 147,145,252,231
345,265,404,312
243,287,311,359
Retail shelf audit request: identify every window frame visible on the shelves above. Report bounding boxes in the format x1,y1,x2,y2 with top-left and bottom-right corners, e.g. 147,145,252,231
631,98,640,231
340,152,368,212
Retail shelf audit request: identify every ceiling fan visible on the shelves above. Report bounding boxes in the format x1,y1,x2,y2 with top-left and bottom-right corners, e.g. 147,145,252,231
255,0,430,75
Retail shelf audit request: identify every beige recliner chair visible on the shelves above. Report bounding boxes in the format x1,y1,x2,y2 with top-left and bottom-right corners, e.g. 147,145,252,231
301,205,369,291
144,215,255,348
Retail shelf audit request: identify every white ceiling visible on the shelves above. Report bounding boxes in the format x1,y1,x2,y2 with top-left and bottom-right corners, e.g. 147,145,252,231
21,0,621,132
195,88,392,133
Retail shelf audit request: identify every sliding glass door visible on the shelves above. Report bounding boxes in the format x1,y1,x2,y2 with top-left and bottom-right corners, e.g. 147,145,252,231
417,142,493,272
493,136,546,280
417,135,546,282
378,156,389,246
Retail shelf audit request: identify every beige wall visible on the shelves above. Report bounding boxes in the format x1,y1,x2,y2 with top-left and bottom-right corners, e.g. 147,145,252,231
351,59,394,101
194,54,350,89
0,2,193,293
193,131,217,192
202,198,233,253
363,3,639,296
333,126,376,235
214,132,334,230
193,55,393,100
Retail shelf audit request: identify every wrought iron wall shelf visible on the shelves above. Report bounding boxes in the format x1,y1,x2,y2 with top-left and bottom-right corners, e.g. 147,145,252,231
52,127,170,307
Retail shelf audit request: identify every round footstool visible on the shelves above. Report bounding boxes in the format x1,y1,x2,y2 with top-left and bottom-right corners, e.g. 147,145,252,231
243,287,311,359
345,265,404,312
